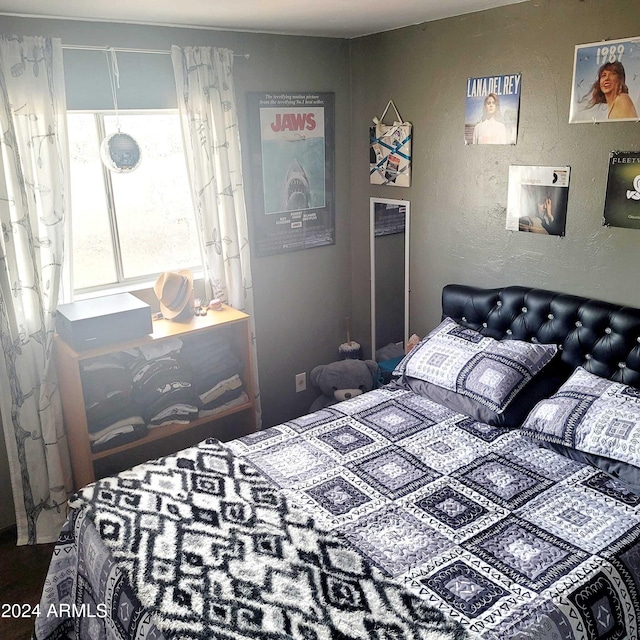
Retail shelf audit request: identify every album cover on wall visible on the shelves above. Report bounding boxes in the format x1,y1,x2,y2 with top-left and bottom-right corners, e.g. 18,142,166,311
569,37,640,123
506,165,570,236
464,73,521,145
603,151,640,229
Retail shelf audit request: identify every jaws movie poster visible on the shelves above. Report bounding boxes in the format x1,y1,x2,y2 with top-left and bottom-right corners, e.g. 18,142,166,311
247,92,335,257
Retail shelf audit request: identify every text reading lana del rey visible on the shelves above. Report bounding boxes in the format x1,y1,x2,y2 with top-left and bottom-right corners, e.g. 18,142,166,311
466,74,521,97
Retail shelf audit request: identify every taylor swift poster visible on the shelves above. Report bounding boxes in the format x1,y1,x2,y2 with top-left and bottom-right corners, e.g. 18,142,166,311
506,165,570,236
603,151,640,229
464,73,521,145
569,37,640,123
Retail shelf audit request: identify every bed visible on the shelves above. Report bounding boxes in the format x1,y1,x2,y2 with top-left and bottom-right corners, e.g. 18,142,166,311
35,284,640,640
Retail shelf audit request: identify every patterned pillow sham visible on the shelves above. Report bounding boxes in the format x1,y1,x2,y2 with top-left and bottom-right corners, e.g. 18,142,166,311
394,317,558,414
521,366,640,469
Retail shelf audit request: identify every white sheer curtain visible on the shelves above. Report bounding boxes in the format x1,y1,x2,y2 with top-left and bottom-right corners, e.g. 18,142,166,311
0,35,73,544
171,45,261,427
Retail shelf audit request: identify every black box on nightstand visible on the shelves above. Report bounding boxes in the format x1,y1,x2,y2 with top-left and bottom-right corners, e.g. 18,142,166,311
56,293,152,351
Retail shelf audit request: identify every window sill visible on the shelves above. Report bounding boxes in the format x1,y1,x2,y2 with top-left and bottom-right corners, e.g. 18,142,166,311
73,270,205,302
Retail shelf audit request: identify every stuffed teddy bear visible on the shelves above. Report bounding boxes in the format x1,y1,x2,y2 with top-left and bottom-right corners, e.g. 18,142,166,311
309,359,379,412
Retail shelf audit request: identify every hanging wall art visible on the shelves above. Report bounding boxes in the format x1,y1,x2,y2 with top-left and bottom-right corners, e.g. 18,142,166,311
369,100,412,187
505,165,570,237
569,36,640,123
603,151,640,229
464,73,521,145
246,92,335,257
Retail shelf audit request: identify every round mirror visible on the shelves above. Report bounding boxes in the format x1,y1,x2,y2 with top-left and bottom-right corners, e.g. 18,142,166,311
100,132,141,173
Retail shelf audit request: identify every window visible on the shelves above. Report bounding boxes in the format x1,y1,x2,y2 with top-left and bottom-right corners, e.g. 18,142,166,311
67,111,201,293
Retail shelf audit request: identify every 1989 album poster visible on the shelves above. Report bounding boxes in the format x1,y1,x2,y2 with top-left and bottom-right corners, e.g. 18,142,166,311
506,165,570,236
247,92,335,257
569,37,640,123
464,73,521,145
603,151,640,229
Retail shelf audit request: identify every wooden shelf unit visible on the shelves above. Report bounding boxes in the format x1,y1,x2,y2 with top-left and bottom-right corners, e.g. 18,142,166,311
54,305,256,489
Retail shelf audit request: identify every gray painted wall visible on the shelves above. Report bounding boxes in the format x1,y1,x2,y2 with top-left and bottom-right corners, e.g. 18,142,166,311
349,0,640,350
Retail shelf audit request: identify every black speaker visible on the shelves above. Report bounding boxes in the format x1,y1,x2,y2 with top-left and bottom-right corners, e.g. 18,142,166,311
56,293,152,351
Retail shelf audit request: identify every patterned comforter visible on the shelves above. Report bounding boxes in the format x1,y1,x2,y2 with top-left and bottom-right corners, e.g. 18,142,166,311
35,386,640,639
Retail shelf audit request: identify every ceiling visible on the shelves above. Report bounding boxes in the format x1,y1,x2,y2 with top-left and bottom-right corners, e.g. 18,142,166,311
0,0,528,39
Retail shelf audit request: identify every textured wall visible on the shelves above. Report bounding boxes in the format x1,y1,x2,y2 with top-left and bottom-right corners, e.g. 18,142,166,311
349,0,640,348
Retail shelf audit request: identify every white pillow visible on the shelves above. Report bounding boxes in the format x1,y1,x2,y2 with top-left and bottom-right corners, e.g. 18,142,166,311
521,366,640,468
394,317,557,414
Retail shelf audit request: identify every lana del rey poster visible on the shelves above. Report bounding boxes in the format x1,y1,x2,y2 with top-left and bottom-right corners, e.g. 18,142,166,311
247,92,335,257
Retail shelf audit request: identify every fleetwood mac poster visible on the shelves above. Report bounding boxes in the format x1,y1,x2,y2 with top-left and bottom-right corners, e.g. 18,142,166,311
603,151,640,229
464,73,521,145
247,92,335,257
569,36,640,123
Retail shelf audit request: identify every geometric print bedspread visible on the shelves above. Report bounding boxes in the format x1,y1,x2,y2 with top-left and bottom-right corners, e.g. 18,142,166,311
34,402,466,640
227,387,640,640
34,386,640,640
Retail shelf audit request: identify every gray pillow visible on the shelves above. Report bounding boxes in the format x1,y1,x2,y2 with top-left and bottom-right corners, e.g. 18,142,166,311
394,317,558,414
521,366,640,469
536,441,640,497
402,370,564,428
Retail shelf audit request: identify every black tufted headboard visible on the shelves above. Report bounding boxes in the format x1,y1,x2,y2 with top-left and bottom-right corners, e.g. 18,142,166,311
442,284,640,387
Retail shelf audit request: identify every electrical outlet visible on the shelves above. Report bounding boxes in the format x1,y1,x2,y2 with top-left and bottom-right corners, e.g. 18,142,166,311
295,372,306,392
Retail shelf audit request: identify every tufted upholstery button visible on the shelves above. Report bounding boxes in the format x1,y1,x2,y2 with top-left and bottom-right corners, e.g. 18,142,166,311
619,362,627,369
531,336,538,343
496,301,502,307
506,329,512,335
482,322,487,328
585,354,592,360
461,316,466,322
605,327,612,335
522,307,528,313
558,344,563,350
548,314,554,320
